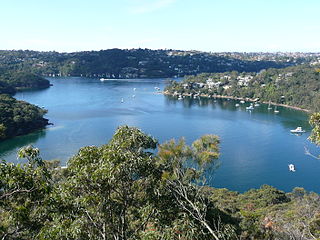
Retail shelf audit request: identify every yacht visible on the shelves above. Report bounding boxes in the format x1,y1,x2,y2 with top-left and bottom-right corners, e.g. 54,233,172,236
290,127,306,133
100,78,108,81
288,164,296,172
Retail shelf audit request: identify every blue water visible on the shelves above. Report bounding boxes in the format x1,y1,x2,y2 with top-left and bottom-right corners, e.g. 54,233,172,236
0,77,319,193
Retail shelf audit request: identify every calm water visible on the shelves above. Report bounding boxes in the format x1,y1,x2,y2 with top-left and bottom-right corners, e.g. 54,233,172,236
1,77,319,193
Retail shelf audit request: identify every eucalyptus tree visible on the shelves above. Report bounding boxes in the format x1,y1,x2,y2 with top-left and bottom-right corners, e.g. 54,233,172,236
39,126,159,240
38,126,230,240
1,126,231,239
0,146,52,240
155,135,237,240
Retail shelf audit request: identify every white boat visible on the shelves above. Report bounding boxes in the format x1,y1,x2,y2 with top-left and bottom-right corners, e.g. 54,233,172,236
235,103,240,107
254,103,260,107
132,95,135,98
240,100,245,104
274,106,279,113
178,95,183,100
246,104,254,110
267,101,272,110
121,98,124,103
288,164,296,172
133,88,136,91
100,78,108,81
290,127,305,133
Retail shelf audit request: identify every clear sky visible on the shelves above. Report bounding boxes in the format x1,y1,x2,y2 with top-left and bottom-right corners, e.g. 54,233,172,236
1,0,319,52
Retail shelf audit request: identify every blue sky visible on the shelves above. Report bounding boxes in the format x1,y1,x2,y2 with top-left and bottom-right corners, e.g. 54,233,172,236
0,0,319,52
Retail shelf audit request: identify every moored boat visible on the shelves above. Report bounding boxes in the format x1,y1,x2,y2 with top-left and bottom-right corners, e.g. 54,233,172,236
288,164,296,172
290,127,305,133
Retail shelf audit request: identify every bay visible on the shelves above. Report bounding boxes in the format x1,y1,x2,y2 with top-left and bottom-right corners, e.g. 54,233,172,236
0,77,319,192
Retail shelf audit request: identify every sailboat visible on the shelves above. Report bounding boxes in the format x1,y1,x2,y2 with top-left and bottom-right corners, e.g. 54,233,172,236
274,105,279,113
267,101,272,110
288,164,296,172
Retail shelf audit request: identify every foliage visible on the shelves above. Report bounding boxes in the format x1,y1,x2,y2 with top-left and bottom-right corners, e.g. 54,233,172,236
1,126,320,239
0,71,50,90
0,124,6,140
0,81,15,95
0,94,48,141
165,64,320,112
0,146,52,239
0,49,293,79
309,112,320,146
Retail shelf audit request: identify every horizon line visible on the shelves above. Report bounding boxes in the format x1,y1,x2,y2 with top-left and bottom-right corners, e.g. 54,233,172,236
1,48,320,54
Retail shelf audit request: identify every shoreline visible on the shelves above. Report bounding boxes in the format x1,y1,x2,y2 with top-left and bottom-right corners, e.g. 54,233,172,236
163,91,311,113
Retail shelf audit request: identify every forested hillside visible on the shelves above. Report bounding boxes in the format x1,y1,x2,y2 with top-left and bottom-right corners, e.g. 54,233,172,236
0,71,50,95
0,49,295,79
0,95,48,141
165,64,320,112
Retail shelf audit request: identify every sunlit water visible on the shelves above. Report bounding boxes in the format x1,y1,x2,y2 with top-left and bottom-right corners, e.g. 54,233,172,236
1,77,319,192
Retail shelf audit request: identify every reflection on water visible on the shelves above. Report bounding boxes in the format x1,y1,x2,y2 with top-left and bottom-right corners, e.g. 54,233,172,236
0,129,47,161
166,96,312,131
0,77,319,193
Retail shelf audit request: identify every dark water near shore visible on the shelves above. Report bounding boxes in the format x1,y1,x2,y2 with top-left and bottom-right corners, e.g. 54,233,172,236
0,77,319,192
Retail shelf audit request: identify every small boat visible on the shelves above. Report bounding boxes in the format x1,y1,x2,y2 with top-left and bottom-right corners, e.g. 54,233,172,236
132,95,135,98
274,106,279,113
246,104,254,110
154,87,160,91
121,98,124,103
100,78,108,81
178,95,183,100
254,103,260,107
240,100,245,104
290,127,306,133
235,103,240,107
267,101,272,110
133,88,136,91
288,164,296,172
